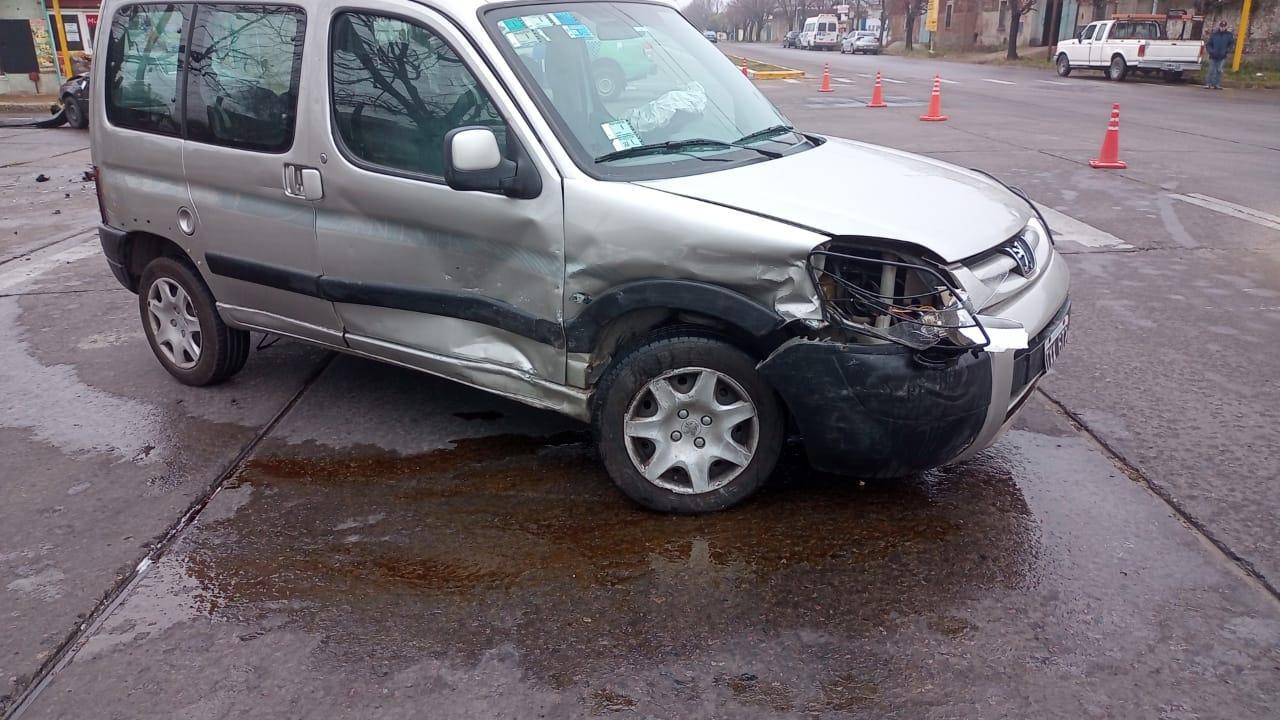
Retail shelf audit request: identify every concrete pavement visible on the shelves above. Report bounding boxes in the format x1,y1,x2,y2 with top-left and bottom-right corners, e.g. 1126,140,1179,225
3,50,1280,718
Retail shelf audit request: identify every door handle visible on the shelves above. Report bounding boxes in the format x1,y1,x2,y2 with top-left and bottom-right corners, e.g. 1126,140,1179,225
283,164,324,201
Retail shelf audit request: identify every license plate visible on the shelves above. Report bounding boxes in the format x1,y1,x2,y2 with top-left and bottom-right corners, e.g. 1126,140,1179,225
1043,313,1069,372
1163,63,1180,70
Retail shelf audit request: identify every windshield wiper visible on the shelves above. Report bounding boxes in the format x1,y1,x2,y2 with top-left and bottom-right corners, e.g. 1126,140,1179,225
595,137,780,163
734,124,798,146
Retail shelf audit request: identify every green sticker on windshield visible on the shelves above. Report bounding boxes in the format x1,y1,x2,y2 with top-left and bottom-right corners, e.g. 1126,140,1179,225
601,120,641,151
499,17,527,33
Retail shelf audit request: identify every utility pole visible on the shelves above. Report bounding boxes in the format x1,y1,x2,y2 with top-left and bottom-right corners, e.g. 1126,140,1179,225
1232,0,1252,72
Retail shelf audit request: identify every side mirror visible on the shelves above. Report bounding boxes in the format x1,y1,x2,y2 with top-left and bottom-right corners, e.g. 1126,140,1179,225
443,127,541,199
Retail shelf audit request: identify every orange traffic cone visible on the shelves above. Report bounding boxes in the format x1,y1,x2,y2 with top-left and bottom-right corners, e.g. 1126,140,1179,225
819,63,833,93
919,74,947,121
741,57,749,77
866,71,887,108
1089,103,1127,169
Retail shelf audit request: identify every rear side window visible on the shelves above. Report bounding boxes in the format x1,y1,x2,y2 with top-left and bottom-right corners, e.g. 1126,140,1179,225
185,5,306,152
329,12,506,179
104,3,189,135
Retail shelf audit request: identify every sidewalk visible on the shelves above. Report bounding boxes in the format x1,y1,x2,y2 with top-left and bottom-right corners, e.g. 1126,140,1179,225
0,94,59,114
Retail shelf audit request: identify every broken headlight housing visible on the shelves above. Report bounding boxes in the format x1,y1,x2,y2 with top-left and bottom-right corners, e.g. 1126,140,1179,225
807,245,988,353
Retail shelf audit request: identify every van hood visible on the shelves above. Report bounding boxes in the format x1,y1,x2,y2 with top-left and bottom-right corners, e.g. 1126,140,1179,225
637,136,1030,263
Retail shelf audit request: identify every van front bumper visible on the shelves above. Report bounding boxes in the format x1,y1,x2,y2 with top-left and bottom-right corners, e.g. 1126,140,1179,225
758,298,1070,476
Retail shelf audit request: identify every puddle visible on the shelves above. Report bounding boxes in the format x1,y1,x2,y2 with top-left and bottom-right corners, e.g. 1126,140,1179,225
184,431,1041,685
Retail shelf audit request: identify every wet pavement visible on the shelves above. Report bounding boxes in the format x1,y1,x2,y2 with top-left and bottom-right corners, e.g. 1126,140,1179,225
4,55,1280,719
12,385,1280,718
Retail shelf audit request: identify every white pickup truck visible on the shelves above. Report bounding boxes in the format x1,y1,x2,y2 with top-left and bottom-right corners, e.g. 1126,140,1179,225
1055,19,1203,82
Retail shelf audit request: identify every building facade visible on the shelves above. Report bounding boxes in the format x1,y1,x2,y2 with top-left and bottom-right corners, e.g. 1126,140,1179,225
1,0,101,96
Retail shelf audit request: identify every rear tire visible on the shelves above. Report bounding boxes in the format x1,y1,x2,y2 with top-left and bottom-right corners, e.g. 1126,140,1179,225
139,257,250,386
1108,55,1128,81
1055,53,1072,77
592,335,784,514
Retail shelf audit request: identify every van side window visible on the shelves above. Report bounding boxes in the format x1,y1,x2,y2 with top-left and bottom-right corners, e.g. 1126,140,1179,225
104,3,189,135
184,5,305,152
329,12,506,179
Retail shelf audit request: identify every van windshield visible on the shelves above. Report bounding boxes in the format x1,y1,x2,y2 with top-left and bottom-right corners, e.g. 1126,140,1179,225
485,2,807,179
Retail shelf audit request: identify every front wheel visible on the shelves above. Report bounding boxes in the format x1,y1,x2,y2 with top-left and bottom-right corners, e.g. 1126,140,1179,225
592,60,625,100
139,257,250,386
1108,55,1128,81
1055,53,1072,77
593,335,784,513
62,96,87,128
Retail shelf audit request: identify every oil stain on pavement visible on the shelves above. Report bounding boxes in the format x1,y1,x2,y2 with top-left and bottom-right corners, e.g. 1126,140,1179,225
17,397,1280,719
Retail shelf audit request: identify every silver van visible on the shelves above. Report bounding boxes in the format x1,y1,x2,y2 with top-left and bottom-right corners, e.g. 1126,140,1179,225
91,0,1069,513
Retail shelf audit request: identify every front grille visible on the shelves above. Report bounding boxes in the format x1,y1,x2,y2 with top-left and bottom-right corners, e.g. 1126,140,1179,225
965,227,1048,311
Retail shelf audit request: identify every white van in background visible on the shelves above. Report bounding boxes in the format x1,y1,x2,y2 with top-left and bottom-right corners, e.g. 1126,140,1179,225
799,14,840,51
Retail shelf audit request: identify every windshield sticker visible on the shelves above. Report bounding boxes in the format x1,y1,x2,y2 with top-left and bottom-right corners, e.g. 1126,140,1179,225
499,17,527,33
520,14,553,29
504,28,547,48
601,120,641,151
561,23,594,39
549,11,578,25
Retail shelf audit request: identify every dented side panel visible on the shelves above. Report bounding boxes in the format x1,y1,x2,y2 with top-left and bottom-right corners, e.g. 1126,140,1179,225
562,179,825,334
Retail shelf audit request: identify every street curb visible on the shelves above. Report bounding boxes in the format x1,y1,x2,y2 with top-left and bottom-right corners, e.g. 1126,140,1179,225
749,69,805,79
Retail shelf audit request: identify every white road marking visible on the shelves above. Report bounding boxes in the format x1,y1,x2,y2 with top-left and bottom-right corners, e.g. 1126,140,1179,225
1038,207,1133,250
982,78,1016,85
1038,80,1070,85
0,236,99,294
938,78,959,84
784,78,801,84
834,77,854,83
857,73,871,78
1170,193,1280,232
881,77,906,84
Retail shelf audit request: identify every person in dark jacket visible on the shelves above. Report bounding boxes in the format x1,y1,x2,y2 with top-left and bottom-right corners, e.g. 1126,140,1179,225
1205,21,1235,89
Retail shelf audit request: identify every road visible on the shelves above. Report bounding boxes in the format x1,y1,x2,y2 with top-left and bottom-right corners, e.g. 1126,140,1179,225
1,48,1279,718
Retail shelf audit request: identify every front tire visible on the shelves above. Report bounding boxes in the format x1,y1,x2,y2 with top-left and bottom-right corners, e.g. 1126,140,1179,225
139,257,250,386
62,96,87,128
1108,55,1128,81
592,60,625,100
593,335,784,513
1055,53,1072,77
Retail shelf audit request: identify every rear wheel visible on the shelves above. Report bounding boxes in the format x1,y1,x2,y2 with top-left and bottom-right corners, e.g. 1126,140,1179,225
1108,55,1128,81
1055,53,1072,77
593,335,784,513
139,257,250,386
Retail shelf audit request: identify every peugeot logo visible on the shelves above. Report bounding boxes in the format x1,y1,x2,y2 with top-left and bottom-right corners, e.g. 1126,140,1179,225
1001,237,1037,277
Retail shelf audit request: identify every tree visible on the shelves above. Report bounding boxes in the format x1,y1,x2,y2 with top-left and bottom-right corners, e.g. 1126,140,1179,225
903,0,926,51
1006,0,1038,59
726,0,772,40
683,0,723,32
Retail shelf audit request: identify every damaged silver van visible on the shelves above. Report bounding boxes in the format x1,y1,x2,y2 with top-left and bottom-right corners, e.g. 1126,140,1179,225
92,0,1069,512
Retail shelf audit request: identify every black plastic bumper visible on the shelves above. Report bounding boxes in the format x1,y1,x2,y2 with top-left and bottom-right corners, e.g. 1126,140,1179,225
759,341,992,476
98,224,132,291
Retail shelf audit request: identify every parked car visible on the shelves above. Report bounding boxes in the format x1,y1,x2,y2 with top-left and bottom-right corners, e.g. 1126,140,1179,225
58,72,91,129
703,30,717,43
1055,18,1203,81
782,30,800,48
93,0,1070,514
841,31,881,55
589,33,657,100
